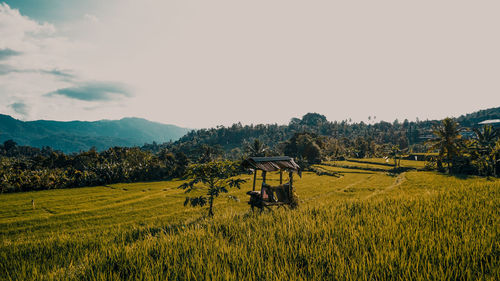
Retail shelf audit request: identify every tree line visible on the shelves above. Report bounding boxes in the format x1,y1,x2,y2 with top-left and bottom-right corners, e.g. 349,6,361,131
0,144,189,193
427,118,499,177
1,110,499,193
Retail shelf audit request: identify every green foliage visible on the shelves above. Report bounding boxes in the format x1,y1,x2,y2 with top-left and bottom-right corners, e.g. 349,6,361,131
245,139,268,157
424,120,500,176
0,147,189,193
160,112,427,161
471,125,499,177
179,161,245,216
456,106,500,127
387,145,404,168
2,109,500,196
427,118,463,174
282,133,323,167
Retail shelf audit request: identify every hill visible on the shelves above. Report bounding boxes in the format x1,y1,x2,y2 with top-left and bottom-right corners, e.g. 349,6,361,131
456,106,500,127
0,115,190,153
159,107,500,159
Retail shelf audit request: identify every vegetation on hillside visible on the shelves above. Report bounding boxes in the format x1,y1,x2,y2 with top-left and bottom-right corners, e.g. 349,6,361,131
0,145,188,193
1,108,499,193
0,114,190,153
148,107,500,158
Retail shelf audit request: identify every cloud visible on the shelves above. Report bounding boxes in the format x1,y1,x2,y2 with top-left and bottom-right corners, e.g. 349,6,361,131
9,102,29,116
84,14,99,24
0,3,74,77
46,81,132,101
0,64,75,80
0,3,55,50
0,48,22,60
40,69,75,80
0,64,15,75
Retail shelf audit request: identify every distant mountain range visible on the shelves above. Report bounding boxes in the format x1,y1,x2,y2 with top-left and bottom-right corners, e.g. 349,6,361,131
0,115,190,153
1,107,499,154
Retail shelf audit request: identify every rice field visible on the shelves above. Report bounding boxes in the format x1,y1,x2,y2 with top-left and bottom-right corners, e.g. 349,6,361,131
0,160,499,280
324,158,427,171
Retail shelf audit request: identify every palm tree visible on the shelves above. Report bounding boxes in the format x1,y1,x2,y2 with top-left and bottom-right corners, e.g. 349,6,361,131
472,125,498,176
245,139,268,157
388,145,402,169
427,118,463,174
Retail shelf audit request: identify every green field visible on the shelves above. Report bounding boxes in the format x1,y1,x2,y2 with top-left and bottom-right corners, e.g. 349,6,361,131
324,158,427,171
1,161,499,280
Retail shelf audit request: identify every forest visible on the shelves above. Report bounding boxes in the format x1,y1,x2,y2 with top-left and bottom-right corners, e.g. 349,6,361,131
1,107,499,193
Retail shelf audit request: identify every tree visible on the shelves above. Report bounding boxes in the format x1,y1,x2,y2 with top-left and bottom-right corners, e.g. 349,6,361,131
301,113,327,126
3,140,17,151
178,161,245,216
297,135,322,164
472,125,498,176
174,151,189,177
198,144,222,163
245,139,268,157
282,133,322,167
427,118,463,174
388,145,402,169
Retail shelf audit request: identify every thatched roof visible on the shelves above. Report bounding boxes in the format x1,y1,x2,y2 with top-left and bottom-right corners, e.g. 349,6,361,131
242,156,301,174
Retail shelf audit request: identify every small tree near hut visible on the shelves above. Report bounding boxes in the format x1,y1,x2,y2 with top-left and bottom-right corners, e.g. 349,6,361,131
179,161,245,217
389,145,402,169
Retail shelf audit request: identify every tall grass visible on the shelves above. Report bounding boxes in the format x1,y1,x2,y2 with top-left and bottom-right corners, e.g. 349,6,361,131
0,169,499,280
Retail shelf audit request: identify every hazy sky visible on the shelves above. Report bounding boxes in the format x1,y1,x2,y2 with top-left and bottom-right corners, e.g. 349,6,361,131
0,0,499,128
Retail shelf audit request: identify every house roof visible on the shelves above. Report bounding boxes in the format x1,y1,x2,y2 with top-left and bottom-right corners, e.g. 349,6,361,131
478,119,500,125
242,156,301,174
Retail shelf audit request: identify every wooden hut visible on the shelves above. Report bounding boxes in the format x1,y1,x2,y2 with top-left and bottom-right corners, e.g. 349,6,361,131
242,156,301,210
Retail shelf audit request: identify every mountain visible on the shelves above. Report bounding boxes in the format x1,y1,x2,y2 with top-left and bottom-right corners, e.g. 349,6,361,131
0,115,190,153
158,107,500,158
456,106,500,127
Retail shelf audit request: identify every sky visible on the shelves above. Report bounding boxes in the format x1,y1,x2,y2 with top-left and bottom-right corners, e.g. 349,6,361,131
0,0,499,128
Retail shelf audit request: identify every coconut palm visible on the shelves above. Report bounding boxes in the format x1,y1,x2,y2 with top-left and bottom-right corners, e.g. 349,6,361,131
427,118,463,174
245,139,268,157
472,125,499,176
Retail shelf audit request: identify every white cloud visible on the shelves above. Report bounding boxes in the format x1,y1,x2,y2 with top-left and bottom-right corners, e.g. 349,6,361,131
0,1,499,127
0,3,131,121
84,14,99,24
0,3,55,52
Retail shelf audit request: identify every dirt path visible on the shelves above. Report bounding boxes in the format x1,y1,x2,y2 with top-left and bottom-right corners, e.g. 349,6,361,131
302,175,375,203
364,172,406,200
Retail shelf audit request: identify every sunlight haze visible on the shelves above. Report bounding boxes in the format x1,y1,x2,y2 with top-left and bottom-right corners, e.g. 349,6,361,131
0,0,499,127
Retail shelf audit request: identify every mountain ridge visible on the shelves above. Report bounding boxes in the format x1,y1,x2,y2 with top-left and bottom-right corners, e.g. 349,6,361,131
0,114,190,153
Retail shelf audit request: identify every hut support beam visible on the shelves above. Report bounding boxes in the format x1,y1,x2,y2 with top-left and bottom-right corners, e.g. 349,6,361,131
252,170,257,191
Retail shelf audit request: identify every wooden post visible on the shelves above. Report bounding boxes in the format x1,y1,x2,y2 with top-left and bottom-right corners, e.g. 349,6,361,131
289,171,294,194
252,170,257,191
262,171,267,184
279,170,283,185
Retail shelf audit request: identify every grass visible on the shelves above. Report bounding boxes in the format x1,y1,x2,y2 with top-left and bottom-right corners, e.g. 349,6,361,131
0,160,499,280
324,158,427,171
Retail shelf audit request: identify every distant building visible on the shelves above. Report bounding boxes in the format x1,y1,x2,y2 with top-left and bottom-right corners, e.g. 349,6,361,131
478,119,500,127
419,134,434,140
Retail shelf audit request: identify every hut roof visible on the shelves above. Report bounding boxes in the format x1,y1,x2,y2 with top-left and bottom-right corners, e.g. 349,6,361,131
242,156,301,174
